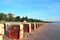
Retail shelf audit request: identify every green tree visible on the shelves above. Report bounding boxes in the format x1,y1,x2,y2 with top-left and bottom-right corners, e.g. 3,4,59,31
21,17,25,22
24,16,28,21
15,16,20,21
29,18,34,22
0,13,7,21
6,13,15,21
21,16,28,22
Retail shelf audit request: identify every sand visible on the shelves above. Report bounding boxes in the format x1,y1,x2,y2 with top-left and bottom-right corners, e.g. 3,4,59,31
22,23,60,40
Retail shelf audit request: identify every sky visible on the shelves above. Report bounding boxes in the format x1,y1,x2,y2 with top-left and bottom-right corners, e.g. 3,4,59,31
0,0,60,21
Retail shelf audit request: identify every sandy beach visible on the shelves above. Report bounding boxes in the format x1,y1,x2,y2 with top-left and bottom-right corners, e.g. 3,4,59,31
22,23,60,40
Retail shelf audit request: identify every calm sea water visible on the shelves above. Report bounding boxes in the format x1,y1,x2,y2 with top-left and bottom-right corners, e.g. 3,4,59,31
52,22,60,26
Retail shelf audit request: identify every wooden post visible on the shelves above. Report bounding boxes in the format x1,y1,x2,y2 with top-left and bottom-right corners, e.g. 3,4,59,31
34,23,36,30
0,24,4,40
5,23,10,30
19,23,23,40
29,23,31,33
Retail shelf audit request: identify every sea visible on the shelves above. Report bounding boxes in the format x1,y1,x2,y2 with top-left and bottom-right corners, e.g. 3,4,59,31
51,22,60,26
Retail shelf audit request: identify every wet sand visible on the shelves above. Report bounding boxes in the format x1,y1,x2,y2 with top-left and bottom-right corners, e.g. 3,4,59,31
22,23,60,40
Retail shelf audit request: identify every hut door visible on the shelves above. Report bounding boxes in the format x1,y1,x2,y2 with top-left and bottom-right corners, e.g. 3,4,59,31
31,24,34,30
8,25,20,39
23,24,29,33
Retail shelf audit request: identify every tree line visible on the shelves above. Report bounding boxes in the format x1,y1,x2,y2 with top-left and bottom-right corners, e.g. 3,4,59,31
0,13,44,22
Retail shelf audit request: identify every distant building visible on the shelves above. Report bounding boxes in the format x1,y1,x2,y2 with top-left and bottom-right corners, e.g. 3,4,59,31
7,13,16,18
23,20,27,22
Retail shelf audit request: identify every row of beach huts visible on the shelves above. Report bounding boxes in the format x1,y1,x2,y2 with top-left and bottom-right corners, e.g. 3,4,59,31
0,22,46,40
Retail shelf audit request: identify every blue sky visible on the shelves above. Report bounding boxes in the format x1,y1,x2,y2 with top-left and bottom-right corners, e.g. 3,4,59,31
0,0,60,21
